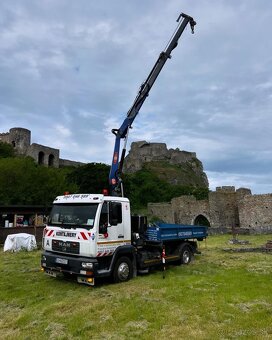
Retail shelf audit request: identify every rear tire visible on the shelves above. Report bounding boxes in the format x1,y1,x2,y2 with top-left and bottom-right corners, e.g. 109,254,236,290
113,256,133,283
180,245,192,265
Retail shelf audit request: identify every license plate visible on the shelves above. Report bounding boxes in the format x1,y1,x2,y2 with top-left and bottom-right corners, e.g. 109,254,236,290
55,257,68,265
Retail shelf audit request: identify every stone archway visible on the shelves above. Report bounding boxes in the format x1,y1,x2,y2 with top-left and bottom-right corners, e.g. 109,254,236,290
194,214,211,227
48,154,55,167
38,151,45,165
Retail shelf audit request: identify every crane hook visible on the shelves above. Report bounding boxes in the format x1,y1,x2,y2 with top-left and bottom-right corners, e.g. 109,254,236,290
177,13,196,34
190,19,196,34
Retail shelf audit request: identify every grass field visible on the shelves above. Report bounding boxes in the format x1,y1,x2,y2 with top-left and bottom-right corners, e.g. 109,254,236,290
1,235,272,339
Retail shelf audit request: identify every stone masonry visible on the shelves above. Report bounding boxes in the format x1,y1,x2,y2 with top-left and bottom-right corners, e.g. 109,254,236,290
148,186,272,234
123,140,208,187
0,127,84,168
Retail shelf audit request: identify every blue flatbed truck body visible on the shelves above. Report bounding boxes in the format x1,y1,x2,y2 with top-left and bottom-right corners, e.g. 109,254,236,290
134,222,207,271
145,222,208,242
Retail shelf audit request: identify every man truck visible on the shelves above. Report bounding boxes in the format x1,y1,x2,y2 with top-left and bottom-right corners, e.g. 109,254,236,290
41,12,208,286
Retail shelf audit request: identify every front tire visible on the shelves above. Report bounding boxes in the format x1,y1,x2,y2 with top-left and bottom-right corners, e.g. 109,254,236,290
113,256,133,283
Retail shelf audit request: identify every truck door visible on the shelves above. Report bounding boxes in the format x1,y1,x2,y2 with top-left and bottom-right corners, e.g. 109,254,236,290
98,201,124,242
109,201,124,240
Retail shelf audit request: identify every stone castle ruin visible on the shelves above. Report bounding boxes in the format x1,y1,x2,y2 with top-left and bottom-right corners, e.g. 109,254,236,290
148,186,272,234
123,141,209,187
0,127,83,168
123,141,199,172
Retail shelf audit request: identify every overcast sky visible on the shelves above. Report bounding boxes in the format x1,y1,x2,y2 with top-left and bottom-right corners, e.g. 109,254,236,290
0,1,271,194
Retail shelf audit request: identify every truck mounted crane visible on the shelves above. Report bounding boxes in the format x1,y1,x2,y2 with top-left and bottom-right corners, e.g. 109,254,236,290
41,12,207,287
109,12,196,196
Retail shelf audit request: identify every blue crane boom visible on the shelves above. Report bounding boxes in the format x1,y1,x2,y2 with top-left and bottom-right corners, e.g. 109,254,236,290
109,12,196,196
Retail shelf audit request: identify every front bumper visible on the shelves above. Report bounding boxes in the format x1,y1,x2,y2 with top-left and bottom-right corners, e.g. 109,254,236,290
41,250,101,285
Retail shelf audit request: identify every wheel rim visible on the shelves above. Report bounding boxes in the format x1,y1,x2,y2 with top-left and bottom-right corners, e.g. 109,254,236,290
183,250,190,264
118,262,130,281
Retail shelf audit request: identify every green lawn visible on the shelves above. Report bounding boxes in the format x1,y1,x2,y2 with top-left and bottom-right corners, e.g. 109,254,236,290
1,235,272,339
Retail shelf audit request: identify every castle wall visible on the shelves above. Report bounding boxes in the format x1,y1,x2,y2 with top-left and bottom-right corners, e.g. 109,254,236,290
148,186,272,234
0,133,10,144
123,140,209,188
27,143,60,167
169,149,197,165
0,127,84,168
171,196,210,225
238,194,272,234
148,202,174,223
124,141,197,173
59,159,85,167
148,196,210,226
208,186,239,230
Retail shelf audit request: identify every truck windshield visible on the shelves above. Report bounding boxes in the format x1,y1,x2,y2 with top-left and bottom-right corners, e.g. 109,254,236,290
48,203,98,229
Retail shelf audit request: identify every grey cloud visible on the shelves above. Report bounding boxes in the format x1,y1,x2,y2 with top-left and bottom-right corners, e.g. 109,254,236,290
0,0,272,194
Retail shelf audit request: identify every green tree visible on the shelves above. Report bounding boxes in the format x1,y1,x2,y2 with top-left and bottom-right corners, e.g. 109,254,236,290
0,142,15,158
124,169,170,208
124,168,209,210
67,163,110,194
0,157,77,205
0,154,208,208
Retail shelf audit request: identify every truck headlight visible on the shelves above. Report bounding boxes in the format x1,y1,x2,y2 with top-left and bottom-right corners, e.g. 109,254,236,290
42,255,47,261
82,262,94,269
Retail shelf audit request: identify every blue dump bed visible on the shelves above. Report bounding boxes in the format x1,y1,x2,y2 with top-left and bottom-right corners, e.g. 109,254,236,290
145,222,208,242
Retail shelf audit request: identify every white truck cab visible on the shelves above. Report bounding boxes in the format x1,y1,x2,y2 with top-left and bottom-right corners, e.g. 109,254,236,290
41,194,135,285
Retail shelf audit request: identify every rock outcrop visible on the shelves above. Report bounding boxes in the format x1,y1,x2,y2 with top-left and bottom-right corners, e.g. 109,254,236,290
123,141,208,187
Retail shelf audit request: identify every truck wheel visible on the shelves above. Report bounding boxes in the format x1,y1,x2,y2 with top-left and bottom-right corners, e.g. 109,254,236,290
113,257,133,283
180,246,192,265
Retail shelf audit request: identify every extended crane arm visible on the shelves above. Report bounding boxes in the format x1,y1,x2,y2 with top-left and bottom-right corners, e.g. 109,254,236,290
109,12,196,196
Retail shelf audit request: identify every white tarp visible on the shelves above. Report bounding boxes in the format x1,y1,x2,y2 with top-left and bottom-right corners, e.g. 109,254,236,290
4,233,37,252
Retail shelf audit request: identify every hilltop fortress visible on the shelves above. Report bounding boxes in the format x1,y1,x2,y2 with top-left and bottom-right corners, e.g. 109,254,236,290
123,141,209,187
0,127,83,167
